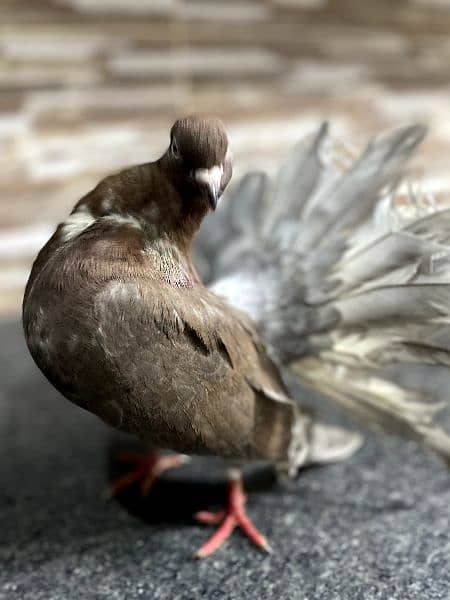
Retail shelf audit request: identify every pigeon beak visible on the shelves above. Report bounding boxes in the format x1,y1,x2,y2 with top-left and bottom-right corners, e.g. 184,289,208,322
206,184,219,211
194,165,223,210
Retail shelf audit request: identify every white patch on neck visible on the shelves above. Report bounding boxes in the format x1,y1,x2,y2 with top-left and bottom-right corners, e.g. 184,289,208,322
60,210,96,242
60,209,142,243
104,214,142,229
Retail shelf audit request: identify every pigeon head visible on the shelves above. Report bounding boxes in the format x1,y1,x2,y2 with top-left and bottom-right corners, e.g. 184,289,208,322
168,114,233,210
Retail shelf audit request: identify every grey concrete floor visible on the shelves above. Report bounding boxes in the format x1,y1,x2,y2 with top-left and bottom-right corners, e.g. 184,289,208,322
1,319,450,600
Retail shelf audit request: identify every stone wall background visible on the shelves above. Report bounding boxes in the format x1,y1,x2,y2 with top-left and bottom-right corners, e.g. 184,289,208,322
2,0,450,313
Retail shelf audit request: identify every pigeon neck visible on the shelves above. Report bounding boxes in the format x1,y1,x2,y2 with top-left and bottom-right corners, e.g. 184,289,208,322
72,157,209,256
152,156,209,252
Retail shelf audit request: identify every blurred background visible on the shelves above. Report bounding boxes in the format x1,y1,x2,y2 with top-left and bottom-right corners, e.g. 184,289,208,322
2,0,450,315
2,2,450,597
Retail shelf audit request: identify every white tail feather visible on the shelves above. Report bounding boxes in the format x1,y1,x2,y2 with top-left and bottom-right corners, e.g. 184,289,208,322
196,122,450,460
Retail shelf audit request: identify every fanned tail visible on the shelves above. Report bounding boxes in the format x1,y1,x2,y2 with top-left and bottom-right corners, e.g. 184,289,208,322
195,122,450,460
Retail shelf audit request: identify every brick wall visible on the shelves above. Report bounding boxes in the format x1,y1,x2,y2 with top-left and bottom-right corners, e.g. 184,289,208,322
2,0,450,313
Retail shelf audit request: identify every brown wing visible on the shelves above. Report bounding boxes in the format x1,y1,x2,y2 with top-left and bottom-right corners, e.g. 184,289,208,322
87,278,300,463
24,244,300,464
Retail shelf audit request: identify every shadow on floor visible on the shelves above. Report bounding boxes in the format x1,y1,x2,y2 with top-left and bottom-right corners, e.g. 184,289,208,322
107,436,278,525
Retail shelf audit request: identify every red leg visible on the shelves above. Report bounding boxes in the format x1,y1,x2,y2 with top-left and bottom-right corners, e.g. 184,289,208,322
194,472,272,558
107,450,189,498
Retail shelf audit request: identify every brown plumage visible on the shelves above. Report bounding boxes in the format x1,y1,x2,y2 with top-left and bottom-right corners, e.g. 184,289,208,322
23,115,450,556
23,115,365,556
23,115,305,472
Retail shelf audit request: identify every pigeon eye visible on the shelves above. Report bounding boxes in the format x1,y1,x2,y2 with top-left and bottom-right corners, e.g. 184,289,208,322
171,138,180,159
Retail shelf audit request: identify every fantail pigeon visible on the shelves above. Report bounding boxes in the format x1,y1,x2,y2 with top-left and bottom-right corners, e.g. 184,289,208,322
23,115,450,558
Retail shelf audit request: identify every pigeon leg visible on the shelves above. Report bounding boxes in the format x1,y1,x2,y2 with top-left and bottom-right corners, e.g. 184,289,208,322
194,470,272,558
107,450,189,497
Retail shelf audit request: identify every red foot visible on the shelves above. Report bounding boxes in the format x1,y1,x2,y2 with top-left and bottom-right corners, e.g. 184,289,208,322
107,450,189,497
194,474,271,558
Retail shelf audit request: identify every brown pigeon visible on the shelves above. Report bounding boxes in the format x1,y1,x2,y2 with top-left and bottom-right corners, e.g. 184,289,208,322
23,115,450,557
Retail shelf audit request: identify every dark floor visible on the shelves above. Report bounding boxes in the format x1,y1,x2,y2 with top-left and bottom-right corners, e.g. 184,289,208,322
1,319,449,600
